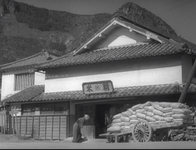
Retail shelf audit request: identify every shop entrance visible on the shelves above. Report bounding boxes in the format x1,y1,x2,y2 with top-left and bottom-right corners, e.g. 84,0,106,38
95,102,134,138
95,104,112,138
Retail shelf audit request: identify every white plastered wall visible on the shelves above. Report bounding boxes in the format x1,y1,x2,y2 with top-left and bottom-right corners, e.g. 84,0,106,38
1,71,45,100
45,66,182,93
1,74,16,100
35,72,45,85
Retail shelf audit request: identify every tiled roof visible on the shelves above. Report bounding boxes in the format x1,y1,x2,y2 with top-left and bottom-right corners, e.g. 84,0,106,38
3,83,196,103
1,51,58,72
3,85,44,103
32,83,196,102
39,42,195,69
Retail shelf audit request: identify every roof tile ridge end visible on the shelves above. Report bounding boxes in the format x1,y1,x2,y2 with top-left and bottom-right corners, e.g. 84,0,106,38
39,52,73,67
1,52,43,70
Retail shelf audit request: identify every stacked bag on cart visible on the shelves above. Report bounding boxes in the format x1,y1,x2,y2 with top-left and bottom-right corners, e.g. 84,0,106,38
107,101,193,132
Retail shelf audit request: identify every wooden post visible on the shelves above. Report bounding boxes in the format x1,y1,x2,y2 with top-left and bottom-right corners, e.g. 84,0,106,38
45,116,47,140
12,116,14,135
59,116,61,141
20,117,21,135
38,116,40,139
32,116,34,138
178,59,196,103
51,116,54,141
25,116,27,134
15,115,18,136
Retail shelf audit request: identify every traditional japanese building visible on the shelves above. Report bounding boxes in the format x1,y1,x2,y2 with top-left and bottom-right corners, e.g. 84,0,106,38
36,17,196,138
1,3,196,139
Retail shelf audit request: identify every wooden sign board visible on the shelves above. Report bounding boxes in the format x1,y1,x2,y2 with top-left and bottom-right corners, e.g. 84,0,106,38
82,80,114,95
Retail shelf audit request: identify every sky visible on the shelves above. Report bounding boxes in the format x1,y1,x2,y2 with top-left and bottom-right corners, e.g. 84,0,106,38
14,0,196,44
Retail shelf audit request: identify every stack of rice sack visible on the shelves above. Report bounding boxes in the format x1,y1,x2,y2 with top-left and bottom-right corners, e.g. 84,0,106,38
107,101,193,133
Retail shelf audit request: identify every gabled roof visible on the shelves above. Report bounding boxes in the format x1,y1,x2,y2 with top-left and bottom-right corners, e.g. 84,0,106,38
2,85,44,103
72,18,169,55
0,50,58,72
38,42,195,70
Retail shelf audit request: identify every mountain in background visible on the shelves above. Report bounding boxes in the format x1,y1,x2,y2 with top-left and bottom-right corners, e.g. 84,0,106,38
0,0,195,65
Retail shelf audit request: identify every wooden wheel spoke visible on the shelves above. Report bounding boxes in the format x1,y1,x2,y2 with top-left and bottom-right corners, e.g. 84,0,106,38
144,133,149,140
132,121,152,142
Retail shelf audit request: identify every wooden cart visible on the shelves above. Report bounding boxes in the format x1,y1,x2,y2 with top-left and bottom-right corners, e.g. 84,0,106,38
99,119,194,143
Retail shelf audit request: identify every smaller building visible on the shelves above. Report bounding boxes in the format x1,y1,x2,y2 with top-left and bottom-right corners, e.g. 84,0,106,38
0,50,70,139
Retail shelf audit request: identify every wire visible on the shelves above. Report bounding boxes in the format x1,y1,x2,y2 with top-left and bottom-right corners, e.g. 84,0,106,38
155,0,194,15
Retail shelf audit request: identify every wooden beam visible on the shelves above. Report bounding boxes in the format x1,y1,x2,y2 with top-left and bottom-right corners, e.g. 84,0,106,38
147,36,151,40
98,33,106,38
128,27,133,32
84,45,91,49
178,59,196,103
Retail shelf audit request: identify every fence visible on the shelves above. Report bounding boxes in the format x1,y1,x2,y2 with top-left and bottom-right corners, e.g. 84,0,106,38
0,110,7,134
12,114,69,140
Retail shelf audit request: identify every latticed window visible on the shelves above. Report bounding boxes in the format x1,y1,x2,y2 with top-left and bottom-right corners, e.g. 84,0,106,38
14,73,35,91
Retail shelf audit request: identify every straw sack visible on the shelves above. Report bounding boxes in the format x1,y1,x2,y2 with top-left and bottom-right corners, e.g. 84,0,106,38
159,102,172,108
140,101,152,108
152,103,163,111
153,121,168,125
130,124,135,128
127,108,135,115
136,113,146,119
170,103,188,109
112,122,122,126
161,107,173,113
112,118,122,123
136,109,146,114
107,126,121,132
163,117,173,122
130,120,139,124
163,112,173,117
121,111,132,117
172,114,186,119
153,109,163,116
121,122,130,126
146,111,154,117
144,106,154,112
173,118,184,123
137,118,147,123
153,115,164,121
172,108,191,114
113,113,122,119
121,126,131,130
129,115,137,120
121,116,130,122
146,116,156,122
132,104,142,111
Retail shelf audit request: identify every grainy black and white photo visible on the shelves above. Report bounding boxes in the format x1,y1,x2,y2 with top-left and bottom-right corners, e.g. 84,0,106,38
0,0,196,149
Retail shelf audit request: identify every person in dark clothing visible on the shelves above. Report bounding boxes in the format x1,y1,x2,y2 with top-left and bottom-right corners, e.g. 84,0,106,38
72,114,90,143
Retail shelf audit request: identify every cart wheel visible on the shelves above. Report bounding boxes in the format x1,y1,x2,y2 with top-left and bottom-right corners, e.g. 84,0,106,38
132,121,152,142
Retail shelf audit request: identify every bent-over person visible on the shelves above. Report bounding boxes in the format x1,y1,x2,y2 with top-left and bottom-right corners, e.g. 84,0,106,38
72,114,90,143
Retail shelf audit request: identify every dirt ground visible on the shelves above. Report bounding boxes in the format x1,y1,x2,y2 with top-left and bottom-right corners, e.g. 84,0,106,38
1,133,196,149
0,133,37,143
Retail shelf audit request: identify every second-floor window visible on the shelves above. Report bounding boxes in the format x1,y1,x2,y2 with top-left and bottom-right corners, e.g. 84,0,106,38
15,73,35,91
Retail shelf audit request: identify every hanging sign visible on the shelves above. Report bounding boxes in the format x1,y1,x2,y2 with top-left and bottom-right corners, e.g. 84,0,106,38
82,80,114,95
